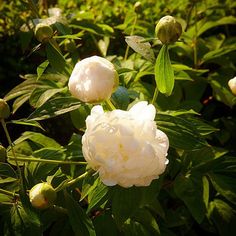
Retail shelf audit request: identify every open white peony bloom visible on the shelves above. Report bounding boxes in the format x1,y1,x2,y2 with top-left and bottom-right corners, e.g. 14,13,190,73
228,76,236,95
68,56,119,103
82,101,169,188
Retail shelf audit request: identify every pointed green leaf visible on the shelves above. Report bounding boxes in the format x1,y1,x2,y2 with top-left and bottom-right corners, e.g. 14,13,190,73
112,187,142,227
155,45,174,96
64,190,96,236
174,174,206,224
37,60,49,80
156,113,207,150
28,97,81,120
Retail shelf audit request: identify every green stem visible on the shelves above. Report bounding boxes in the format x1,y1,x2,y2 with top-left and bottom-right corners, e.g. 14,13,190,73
55,171,90,192
0,188,19,197
151,87,159,104
1,119,21,179
124,14,137,61
105,99,116,110
67,171,89,186
193,3,198,68
7,156,87,165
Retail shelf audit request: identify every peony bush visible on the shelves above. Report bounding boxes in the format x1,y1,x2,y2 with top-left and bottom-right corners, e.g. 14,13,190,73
0,1,236,236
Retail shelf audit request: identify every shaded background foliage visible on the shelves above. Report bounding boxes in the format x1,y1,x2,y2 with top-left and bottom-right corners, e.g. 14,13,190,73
0,0,236,235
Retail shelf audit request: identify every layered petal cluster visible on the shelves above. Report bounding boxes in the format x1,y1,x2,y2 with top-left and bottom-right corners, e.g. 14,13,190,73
82,101,169,188
68,56,119,103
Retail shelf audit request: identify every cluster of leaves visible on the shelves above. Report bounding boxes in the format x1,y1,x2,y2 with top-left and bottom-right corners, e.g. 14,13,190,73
0,0,236,235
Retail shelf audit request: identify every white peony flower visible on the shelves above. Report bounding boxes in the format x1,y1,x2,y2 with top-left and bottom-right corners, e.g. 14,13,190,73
68,56,119,103
82,101,169,188
228,77,236,95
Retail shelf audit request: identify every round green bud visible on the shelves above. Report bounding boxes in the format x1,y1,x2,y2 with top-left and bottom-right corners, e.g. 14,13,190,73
34,23,53,43
155,15,182,44
0,99,10,119
29,183,57,209
0,145,6,162
64,39,77,53
134,1,142,13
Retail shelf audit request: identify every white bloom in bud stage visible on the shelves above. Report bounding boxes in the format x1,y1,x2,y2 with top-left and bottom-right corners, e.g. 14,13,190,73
228,77,236,95
29,183,56,209
68,56,119,103
82,101,169,188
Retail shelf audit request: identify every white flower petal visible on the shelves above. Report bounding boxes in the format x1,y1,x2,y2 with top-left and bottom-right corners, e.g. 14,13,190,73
82,101,169,188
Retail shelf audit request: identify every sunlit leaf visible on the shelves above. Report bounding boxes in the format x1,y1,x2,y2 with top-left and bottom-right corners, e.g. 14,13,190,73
155,45,174,96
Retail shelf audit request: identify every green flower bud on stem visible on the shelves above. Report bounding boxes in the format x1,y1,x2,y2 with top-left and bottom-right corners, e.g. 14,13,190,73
64,39,77,53
0,145,6,162
155,15,182,44
35,23,53,43
29,183,57,209
0,99,10,119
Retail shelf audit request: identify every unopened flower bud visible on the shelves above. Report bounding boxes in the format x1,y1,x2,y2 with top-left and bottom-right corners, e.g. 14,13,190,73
155,15,182,44
64,39,77,53
0,145,6,162
68,56,119,103
0,99,10,119
134,1,142,13
228,77,236,95
35,23,53,43
29,183,56,209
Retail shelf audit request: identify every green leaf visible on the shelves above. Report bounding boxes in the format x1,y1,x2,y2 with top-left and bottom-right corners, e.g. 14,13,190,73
4,77,39,101
27,148,65,181
210,79,236,108
125,36,155,62
202,44,236,62
208,199,236,236
30,87,66,108
112,187,142,227
0,163,17,179
70,105,91,130
156,113,207,150
209,173,236,204
9,203,41,236
9,119,45,131
132,208,160,235
46,41,71,76
87,178,109,213
123,219,151,236
202,176,209,208
71,21,114,36
37,60,49,80
12,93,31,114
174,174,206,224
197,16,236,37
93,211,118,236
28,97,81,120
64,190,96,236
155,45,174,96
0,193,13,202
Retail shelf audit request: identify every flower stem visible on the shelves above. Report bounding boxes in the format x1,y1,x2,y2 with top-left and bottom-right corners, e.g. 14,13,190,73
124,14,137,61
1,119,21,179
7,156,87,165
151,87,159,104
105,99,116,110
193,3,198,68
54,171,90,192
67,171,89,186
